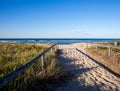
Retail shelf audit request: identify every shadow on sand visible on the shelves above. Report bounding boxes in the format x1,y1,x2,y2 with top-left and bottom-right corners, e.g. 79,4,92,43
76,48,120,78
55,49,104,91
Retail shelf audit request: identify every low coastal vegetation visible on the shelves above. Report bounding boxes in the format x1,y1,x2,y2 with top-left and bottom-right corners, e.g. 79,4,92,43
0,43,49,77
0,43,69,91
85,41,120,74
111,40,120,46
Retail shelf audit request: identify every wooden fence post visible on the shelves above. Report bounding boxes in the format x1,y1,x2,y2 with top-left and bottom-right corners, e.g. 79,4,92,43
41,55,44,70
87,43,88,48
96,44,98,51
51,48,52,54
108,46,112,56
54,46,57,51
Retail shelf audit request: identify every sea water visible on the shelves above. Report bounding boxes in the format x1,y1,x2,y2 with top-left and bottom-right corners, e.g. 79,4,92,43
0,38,120,44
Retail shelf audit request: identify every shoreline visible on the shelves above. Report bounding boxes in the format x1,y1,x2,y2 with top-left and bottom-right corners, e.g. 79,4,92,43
0,38,119,44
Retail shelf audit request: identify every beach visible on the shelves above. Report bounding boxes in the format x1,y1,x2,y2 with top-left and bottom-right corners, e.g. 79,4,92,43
0,42,120,90
55,43,120,91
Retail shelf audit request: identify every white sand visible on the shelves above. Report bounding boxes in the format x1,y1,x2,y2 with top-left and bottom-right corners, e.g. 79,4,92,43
55,43,120,91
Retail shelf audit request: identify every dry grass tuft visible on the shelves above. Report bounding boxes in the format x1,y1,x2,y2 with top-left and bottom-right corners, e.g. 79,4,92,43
85,46,120,74
0,43,71,91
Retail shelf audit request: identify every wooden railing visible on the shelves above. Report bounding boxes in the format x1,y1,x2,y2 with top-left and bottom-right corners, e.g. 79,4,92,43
0,44,57,90
86,43,120,56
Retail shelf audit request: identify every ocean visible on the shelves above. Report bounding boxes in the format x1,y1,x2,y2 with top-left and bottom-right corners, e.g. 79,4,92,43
0,38,120,44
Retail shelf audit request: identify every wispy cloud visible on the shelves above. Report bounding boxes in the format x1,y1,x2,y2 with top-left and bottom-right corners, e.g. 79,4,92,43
69,29,91,38
71,29,80,33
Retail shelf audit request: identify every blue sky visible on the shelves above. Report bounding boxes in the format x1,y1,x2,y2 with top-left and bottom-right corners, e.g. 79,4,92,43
0,0,120,38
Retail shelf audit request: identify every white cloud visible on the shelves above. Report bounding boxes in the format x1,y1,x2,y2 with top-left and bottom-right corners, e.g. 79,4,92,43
71,29,80,33
69,29,91,38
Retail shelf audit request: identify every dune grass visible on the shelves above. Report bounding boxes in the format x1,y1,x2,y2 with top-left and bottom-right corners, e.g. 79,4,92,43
85,44,120,74
0,43,70,91
0,43,49,78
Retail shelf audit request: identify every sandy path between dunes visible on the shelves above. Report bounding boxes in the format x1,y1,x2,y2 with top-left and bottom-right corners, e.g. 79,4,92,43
55,44,120,91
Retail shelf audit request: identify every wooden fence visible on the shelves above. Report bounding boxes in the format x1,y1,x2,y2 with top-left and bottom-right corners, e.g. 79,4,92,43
0,44,57,90
87,43,120,56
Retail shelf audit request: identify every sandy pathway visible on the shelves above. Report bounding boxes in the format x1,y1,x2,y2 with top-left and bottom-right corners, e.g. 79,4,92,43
55,44,120,91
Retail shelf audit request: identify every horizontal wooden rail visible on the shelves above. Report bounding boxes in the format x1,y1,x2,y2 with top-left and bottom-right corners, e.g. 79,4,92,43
76,48,120,78
0,44,57,88
90,43,120,50
111,46,120,50
87,43,120,56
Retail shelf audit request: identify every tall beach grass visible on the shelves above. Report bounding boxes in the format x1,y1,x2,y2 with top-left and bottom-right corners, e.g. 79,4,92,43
0,43,69,91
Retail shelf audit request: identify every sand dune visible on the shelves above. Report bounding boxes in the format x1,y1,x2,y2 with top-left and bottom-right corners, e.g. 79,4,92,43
55,43,120,91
